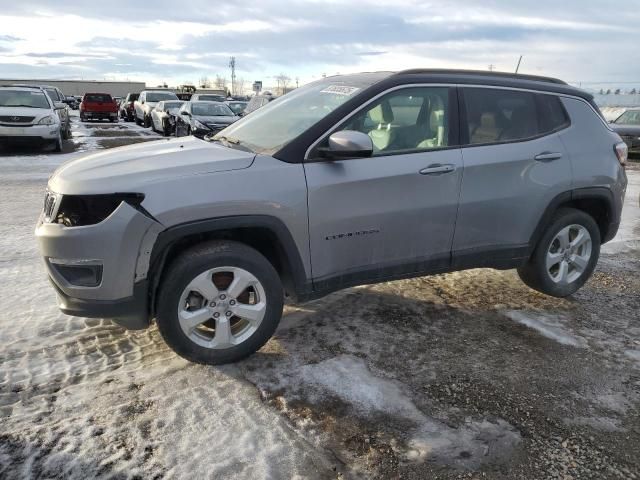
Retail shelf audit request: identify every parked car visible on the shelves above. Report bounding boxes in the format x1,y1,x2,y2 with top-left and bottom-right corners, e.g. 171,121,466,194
610,107,640,157
244,92,275,115
35,69,628,365
150,100,184,136
191,93,226,103
175,101,238,138
225,100,248,116
119,93,139,122
0,85,65,151
64,95,79,110
177,92,192,101
134,90,179,127
80,93,118,122
11,84,71,139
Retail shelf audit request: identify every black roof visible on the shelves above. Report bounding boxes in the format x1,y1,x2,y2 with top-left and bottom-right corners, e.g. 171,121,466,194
392,69,591,101
396,69,566,85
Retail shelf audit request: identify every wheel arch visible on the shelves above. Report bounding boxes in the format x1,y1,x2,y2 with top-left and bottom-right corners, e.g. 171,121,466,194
530,187,616,253
147,215,310,317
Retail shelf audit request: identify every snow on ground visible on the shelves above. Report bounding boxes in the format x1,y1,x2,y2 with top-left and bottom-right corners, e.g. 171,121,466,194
503,311,587,348
298,355,521,469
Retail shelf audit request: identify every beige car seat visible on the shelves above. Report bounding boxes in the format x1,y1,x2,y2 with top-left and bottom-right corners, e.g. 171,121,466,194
471,113,502,144
367,101,395,152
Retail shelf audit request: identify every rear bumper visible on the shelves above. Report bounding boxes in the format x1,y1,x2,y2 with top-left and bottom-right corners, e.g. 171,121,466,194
52,279,150,330
81,111,117,120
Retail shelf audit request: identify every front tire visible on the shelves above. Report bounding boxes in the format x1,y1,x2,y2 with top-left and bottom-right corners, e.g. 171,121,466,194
156,241,284,365
518,208,600,297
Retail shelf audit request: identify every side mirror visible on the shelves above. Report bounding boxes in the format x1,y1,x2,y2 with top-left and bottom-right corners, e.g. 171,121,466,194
318,130,373,159
54,102,67,110
180,111,190,116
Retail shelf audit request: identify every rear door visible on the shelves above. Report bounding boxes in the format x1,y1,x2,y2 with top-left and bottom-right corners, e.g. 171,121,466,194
304,85,463,285
452,87,571,264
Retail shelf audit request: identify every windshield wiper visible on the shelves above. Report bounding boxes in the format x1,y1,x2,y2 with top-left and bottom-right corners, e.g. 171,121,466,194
209,134,255,153
3,104,41,108
212,135,240,145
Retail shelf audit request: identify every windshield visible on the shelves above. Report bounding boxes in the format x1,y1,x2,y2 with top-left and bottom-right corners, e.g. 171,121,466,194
227,102,247,114
615,110,640,125
0,89,51,109
192,103,234,116
146,92,178,102
213,76,384,155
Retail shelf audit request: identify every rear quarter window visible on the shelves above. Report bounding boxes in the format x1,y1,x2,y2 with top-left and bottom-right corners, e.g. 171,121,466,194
537,94,570,133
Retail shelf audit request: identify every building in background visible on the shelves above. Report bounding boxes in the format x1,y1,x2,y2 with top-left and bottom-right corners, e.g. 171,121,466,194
0,79,146,97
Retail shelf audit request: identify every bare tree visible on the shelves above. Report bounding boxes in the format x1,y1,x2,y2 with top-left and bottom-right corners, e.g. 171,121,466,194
199,76,211,88
275,73,291,95
215,75,228,92
233,77,246,96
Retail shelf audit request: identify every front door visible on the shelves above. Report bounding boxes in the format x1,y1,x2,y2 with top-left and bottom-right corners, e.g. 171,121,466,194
304,86,463,287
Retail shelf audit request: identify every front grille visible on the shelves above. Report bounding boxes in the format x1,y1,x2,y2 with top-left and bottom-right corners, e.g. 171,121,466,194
0,115,35,123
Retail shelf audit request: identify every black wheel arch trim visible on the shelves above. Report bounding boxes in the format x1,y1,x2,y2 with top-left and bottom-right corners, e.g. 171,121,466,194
147,215,311,314
529,187,617,252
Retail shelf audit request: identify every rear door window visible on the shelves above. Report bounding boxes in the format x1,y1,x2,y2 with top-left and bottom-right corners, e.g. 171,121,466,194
464,88,537,144
462,88,569,145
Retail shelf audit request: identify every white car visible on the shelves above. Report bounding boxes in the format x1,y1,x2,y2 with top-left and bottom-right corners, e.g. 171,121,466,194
0,86,65,152
133,90,179,128
150,100,184,136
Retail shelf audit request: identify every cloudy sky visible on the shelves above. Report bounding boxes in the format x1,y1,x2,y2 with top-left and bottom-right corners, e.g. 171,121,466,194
0,0,639,91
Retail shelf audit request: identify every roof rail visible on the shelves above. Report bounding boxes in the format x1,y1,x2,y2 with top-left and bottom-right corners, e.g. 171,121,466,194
395,69,567,85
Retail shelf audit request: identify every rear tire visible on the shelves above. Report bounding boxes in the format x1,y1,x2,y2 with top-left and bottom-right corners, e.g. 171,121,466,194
517,208,600,297
156,241,284,365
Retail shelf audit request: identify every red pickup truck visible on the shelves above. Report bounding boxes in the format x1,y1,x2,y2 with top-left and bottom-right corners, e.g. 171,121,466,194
80,93,118,122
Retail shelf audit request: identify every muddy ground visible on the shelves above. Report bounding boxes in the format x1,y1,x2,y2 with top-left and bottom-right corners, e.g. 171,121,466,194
0,115,638,479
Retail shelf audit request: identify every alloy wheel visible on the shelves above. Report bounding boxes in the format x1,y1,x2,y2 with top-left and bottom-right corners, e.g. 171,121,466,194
177,266,267,349
546,224,592,285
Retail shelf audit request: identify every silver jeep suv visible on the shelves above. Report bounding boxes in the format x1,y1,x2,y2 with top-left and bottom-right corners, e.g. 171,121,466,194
36,70,628,365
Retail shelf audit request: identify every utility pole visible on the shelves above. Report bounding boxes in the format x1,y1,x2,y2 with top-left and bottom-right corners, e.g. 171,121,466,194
488,64,495,72
229,56,236,96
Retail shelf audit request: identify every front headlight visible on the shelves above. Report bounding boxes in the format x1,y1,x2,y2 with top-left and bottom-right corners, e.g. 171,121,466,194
38,115,56,125
51,193,145,227
194,119,208,129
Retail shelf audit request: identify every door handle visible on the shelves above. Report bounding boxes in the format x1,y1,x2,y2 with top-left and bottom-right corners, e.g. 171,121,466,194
534,152,563,161
419,163,456,175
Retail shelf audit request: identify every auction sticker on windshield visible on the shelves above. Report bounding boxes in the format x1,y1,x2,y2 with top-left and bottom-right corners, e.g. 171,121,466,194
320,85,360,96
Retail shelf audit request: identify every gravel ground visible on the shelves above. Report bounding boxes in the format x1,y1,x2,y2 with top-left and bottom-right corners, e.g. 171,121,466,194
0,116,639,479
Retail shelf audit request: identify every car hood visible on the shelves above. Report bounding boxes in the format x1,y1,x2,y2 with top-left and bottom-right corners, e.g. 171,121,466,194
49,136,256,195
611,124,640,136
194,115,238,124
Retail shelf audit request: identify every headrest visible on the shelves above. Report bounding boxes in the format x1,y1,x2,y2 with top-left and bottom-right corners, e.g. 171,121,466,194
480,113,496,129
369,101,394,124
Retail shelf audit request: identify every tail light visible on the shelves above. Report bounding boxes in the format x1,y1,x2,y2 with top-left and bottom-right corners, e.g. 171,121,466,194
614,142,628,167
